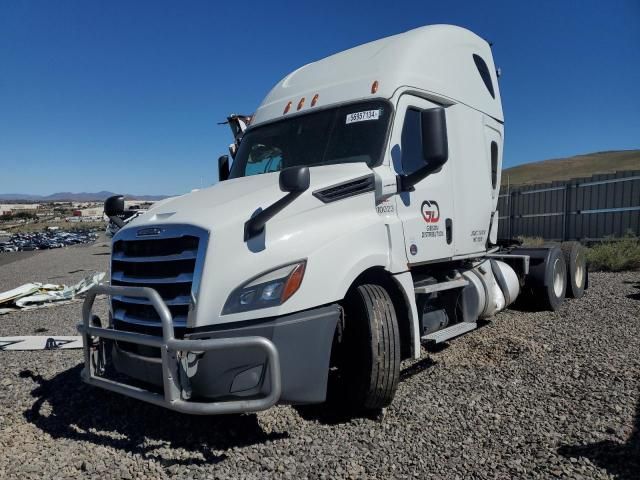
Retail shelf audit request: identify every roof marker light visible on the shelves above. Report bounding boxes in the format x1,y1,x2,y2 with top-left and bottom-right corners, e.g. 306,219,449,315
371,80,379,94
297,97,305,110
311,94,319,107
283,101,292,114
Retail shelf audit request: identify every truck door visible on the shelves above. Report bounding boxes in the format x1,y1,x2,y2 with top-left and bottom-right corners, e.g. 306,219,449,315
447,107,497,255
390,95,455,263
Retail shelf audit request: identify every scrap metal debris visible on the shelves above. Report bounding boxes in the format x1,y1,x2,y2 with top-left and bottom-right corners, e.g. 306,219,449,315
0,272,105,314
0,336,82,350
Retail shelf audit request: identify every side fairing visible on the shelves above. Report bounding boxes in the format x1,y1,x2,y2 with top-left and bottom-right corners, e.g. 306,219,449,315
447,105,496,256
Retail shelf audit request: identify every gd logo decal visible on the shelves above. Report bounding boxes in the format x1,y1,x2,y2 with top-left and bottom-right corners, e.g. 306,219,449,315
421,200,440,223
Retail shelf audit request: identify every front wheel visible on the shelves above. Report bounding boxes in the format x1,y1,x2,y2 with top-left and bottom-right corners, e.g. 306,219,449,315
330,283,400,412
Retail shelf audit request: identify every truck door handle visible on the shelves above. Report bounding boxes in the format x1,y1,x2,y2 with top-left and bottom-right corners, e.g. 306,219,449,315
445,218,452,245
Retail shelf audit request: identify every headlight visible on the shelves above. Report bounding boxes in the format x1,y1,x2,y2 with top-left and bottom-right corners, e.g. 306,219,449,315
222,261,306,314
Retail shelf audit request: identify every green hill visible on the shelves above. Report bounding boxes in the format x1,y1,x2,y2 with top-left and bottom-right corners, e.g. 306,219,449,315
502,150,640,186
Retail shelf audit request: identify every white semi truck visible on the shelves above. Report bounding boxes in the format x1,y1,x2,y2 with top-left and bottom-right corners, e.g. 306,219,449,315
80,24,588,415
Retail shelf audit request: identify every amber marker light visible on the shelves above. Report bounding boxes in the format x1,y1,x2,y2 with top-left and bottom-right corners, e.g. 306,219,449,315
281,262,306,303
283,101,292,114
371,80,379,94
311,94,319,107
297,97,305,110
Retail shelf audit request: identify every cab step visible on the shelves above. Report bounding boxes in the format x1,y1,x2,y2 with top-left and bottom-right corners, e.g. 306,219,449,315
422,322,477,344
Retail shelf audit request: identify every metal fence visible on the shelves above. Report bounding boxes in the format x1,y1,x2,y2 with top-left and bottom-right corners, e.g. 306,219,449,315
497,170,640,241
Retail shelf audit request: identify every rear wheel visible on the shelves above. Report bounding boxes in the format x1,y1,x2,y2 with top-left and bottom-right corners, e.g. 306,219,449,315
561,241,587,298
330,284,400,412
538,247,567,311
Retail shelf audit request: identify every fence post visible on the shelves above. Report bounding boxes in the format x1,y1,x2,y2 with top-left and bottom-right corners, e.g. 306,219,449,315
562,185,568,241
509,190,515,239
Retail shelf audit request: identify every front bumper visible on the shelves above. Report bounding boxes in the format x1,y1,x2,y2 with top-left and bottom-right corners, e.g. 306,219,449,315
79,284,339,415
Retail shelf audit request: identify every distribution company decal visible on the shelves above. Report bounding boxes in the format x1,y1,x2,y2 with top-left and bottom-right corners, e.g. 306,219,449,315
421,200,443,239
421,201,440,223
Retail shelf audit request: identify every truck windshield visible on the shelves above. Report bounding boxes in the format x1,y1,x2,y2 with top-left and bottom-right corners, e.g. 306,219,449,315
229,100,391,178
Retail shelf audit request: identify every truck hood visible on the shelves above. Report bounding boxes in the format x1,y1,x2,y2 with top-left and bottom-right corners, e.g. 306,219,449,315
112,162,389,327
125,162,376,232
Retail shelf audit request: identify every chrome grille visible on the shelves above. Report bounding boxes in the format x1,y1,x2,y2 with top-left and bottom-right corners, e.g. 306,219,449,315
110,225,208,331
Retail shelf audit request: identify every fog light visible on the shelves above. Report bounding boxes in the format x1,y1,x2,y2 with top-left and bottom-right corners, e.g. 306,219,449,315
230,365,264,393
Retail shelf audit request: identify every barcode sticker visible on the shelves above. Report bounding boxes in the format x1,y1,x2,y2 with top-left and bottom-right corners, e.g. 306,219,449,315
345,110,380,124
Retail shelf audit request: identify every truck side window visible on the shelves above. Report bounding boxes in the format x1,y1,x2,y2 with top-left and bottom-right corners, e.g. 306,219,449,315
491,141,498,189
473,54,495,99
400,108,424,175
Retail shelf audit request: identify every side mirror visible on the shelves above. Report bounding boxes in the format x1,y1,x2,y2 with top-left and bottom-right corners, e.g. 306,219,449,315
104,195,125,228
421,107,448,170
104,195,125,217
279,166,310,193
218,155,230,182
400,107,449,191
244,166,310,241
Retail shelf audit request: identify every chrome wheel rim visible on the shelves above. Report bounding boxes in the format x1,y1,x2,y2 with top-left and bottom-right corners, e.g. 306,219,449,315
574,251,585,288
553,258,564,297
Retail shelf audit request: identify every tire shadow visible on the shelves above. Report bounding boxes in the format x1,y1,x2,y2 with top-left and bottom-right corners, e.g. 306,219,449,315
423,342,450,353
293,403,382,425
399,356,436,382
558,395,640,480
508,296,553,312
295,356,437,425
625,282,640,301
19,365,289,467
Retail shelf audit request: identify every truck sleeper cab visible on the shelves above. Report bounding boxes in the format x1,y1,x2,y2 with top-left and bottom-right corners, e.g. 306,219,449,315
80,24,588,415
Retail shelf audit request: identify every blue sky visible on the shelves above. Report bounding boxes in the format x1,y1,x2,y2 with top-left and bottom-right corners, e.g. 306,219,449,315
0,0,638,195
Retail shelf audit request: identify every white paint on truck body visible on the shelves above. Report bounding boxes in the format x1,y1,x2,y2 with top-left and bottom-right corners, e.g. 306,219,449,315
115,24,505,360
253,24,502,126
123,163,392,326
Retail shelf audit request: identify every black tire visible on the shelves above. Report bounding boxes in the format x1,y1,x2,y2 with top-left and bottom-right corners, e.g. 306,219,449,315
560,241,587,298
537,247,567,311
331,284,400,412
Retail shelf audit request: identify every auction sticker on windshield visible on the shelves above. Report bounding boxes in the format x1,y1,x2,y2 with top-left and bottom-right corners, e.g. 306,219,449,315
345,109,380,124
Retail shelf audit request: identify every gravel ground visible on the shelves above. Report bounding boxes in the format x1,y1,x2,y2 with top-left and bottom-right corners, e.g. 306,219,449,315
0,243,638,479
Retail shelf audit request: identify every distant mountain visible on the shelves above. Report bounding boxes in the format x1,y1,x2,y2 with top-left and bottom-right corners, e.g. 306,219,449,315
4,150,638,199
502,150,640,186
0,191,169,202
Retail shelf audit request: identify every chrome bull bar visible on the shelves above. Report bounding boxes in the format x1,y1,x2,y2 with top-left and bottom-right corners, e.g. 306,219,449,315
78,284,282,415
